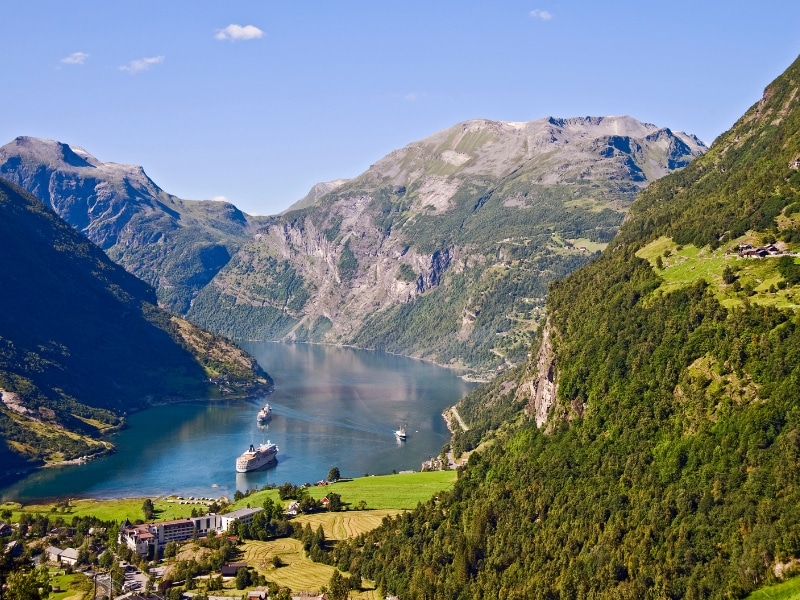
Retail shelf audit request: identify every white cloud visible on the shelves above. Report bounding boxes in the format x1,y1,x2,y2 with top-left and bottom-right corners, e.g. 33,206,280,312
530,9,553,20
215,24,264,42
61,52,90,65
211,196,228,202
404,92,427,102
119,56,165,74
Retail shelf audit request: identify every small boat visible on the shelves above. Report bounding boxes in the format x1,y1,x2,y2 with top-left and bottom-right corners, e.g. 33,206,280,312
257,403,272,423
395,426,407,440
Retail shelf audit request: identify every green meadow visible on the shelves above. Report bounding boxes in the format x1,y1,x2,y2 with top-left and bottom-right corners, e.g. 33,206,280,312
1,496,222,523
0,470,457,522
232,470,458,512
746,575,800,600
636,236,800,309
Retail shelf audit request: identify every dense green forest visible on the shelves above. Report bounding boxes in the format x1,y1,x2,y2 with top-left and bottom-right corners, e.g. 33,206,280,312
316,55,800,598
0,179,270,469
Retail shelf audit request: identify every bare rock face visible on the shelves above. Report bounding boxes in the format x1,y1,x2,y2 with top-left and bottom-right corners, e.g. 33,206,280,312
0,136,168,248
189,116,706,377
282,179,350,213
0,136,264,313
518,323,557,427
0,117,707,377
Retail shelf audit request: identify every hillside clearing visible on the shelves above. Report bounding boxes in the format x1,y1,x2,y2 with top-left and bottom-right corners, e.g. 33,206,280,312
636,236,800,309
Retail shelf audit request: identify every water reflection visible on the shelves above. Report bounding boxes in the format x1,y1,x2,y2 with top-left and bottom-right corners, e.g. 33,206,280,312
1,343,475,502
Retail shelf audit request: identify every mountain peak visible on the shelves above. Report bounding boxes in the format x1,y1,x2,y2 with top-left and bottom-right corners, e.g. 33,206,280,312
6,136,101,168
0,135,154,188
360,114,706,187
0,135,265,313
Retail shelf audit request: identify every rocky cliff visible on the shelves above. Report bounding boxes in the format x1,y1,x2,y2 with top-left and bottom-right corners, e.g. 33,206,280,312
188,116,706,377
0,137,267,313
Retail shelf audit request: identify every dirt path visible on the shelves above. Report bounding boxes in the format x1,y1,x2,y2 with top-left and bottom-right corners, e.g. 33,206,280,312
448,407,469,432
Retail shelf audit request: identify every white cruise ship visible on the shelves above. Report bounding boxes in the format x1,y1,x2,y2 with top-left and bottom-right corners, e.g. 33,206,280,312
235,441,278,472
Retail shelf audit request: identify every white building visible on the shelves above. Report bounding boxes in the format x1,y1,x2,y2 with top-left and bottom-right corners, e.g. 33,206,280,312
45,546,63,563
219,507,262,532
60,548,80,566
120,508,263,556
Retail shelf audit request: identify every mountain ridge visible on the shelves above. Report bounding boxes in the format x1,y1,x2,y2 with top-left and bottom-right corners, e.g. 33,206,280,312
0,116,706,378
0,137,267,313
0,177,270,473
187,114,706,377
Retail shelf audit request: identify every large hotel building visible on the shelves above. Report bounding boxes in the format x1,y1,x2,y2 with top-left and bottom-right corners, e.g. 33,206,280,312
119,508,263,555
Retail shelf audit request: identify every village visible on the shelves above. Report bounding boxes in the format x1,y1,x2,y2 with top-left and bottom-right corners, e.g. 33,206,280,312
0,496,358,600
0,470,456,600
734,241,788,257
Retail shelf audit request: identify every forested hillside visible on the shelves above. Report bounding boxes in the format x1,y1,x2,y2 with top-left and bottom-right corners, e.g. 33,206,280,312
325,55,800,598
0,179,271,473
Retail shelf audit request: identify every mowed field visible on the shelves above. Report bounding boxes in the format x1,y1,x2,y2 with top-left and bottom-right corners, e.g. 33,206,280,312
241,538,383,599
292,509,402,541
0,496,213,523
0,470,457,522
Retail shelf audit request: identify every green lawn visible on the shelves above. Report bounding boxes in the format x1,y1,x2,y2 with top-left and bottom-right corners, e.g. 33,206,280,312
48,570,91,600
233,470,457,511
1,496,212,523
1,471,457,522
747,575,800,599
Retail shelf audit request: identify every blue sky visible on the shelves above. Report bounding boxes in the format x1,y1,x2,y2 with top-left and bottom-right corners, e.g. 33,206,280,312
2,1,799,215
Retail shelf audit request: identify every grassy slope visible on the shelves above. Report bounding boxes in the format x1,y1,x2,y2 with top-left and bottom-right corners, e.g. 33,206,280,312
637,237,800,309
0,471,457,521
232,471,457,511
241,538,385,599
746,578,800,600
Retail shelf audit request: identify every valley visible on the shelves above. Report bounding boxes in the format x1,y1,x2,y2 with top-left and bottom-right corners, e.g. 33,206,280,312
0,116,706,379
4,0,800,597
1,40,800,600
0,179,271,471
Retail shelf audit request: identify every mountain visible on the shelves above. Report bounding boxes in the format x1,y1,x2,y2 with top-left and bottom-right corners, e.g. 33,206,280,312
0,178,271,475
327,56,800,597
187,116,706,377
283,179,350,213
0,137,268,313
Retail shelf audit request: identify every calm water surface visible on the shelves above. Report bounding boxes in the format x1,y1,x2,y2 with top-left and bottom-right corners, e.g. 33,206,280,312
0,343,474,503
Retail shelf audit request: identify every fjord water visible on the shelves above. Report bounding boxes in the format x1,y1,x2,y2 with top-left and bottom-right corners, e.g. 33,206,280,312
0,343,475,503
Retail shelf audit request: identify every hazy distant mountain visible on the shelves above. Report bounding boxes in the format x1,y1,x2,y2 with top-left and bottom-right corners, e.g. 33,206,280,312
188,115,706,377
0,178,270,472
0,137,268,313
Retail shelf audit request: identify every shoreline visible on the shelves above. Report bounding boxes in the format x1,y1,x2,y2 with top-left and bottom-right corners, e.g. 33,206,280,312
1,471,458,513
1,388,275,494
4,348,465,505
